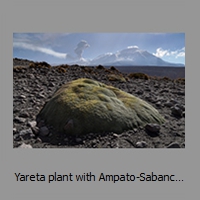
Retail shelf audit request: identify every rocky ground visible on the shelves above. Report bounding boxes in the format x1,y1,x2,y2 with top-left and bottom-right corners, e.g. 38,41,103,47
13,59,185,148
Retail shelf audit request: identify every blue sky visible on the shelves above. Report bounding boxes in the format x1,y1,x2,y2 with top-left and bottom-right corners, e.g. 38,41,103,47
13,33,185,65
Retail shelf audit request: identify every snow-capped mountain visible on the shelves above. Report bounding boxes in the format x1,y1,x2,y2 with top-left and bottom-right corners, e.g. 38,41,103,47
90,47,184,67
68,46,184,67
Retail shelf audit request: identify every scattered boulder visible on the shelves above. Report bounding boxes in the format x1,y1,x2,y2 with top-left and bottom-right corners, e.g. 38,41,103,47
39,126,49,136
145,123,161,136
136,141,147,148
37,78,165,135
171,104,184,117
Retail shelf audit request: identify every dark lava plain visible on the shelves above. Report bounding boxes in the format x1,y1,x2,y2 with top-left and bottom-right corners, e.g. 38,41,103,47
13,58,185,148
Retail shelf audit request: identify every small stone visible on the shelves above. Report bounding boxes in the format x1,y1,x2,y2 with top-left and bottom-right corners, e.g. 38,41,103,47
23,87,30,93
167,142,180,148
176,90,185,96
30,99,36,103
18,143,32,149
27,121,37,128
37,93,46,99
175,132,182,137
145,123,160,134
154,84,159,88
36,137,42,143
170,98,179,104
27,74,35,79
13,128,17,133
19,95,26,99
113,133,119,138
19,128,34,139
136,90,143,95
92,139,97,145
35,106,41,111
171,105,183,117
156,101,161,107
21,100,26,104
39,126,49,136
133,128,137,133
31,126,39,135
13,108,20,113
181,142,185,148
49,82,55,87
164,101,174,108
19,111,30,118
14,116,26,123
13,134,21,141
136,141,147,148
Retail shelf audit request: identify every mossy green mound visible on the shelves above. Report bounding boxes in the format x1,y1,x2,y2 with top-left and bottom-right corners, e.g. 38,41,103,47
37,78,165,135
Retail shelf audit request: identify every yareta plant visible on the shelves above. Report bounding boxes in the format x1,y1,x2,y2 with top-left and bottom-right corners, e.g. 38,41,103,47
37,78,165,135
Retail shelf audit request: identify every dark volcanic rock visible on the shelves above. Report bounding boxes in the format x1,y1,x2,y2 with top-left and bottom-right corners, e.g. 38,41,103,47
145,123,161,136
171,104,184,117
39,126,49,137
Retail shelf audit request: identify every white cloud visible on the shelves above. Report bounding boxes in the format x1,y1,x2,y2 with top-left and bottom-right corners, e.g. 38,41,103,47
153,47,185,59
153,48,170,58
176,52,185,58
13,42,67,59
13,33,71,49
127,45,139,49
170,51,178,55
181,47,185,51
13,39,90,61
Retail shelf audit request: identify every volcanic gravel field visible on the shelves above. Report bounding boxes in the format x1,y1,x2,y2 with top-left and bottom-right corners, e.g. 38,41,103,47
13,59,185,148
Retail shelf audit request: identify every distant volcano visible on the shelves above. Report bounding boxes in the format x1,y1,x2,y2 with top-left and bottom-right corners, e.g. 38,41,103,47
66,46,184,67
89,46,184,67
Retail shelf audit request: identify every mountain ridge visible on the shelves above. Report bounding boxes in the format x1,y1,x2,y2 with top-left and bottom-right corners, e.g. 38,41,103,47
88,47,184,67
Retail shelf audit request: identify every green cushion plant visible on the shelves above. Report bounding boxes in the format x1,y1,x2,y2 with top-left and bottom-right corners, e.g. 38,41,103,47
37,78,165,135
